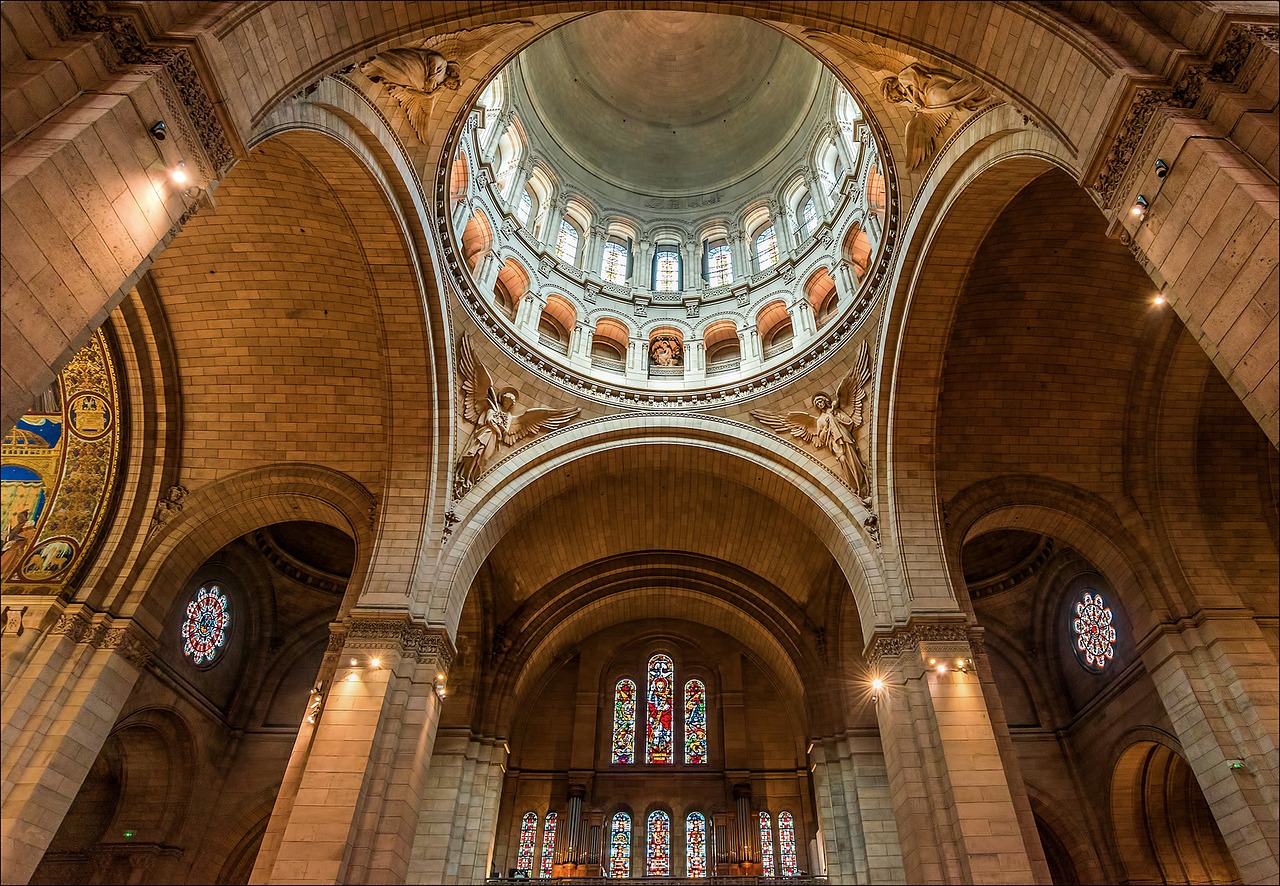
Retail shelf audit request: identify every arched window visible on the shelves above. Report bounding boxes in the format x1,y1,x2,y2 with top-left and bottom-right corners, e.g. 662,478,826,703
182,583,231,666
758,812,775,877
646,810,670,876
686,813,708,878
516,191,532,227
601,240,629,285
516,812,538,874
778,811,799,876
1073,591,1117,671
684,679,707,764
654,248,681,292
707,241,732,286
608,812,631,878
555,219,580,265
800,198,817,238
540,812,557,878
754,226,779,271
612,678,637,763
646,654,674,763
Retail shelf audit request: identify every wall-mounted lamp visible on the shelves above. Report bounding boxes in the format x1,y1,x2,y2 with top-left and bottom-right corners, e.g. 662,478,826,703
149,120,167,140
1154,159,1169,179
434,671,448,700
170,161,189,184
1227,759,1246,771
1131,195,1149,218
1154,292,1166,305
870,677,884,702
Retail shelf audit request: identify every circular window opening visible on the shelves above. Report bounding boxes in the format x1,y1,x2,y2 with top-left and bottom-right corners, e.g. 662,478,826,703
1071,590,1116,672
182,583,231,667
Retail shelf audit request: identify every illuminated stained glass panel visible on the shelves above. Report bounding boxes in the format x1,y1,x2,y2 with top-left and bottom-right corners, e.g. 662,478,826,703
646,654,674,763
516,812,537,873
556,220,579,264
608,812,631,878
655,251,680,292
755,226,779,271
612,679,636,763
182,584,230,665
801,199,817,238
540,812,557,878
517,192,532,227
602,241,628,285
1073,591,1117,670
684,679,707,764
778,811,799,876
708,244,732,287
646,810,670,876
686,813,707,878
759,811,775,877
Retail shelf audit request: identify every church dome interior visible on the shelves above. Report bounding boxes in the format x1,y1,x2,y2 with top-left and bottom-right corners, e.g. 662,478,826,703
1,3,1276,886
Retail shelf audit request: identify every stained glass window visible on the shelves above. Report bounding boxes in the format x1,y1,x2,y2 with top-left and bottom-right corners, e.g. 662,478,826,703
516,812,537,873
1073,591,1117,670
686,813,708,878
801,199,817,238
655,250,680,292
778,811,799,876
608,812,631,878
755,226,779,271
684,679,707,764
646,810,670,876
602,241,628,285
612,678,636,763
708,244,732,287
517,192,532,227
759,811,775,877
182,584,230,665
646,654,674,763
540,812,557,878
556,220,579,264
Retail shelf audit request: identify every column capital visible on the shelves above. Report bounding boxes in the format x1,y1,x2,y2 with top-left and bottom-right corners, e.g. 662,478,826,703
332,612,456,672
867,617,980,672
49,605,157,669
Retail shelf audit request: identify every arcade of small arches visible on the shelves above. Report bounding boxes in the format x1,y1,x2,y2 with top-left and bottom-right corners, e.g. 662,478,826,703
0,4,1277,886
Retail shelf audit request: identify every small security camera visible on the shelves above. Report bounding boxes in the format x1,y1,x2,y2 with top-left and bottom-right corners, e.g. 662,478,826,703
149,120,167,141
1154,159,1168,178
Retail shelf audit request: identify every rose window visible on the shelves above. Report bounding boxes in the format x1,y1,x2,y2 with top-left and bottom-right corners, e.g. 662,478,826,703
1073,591,1116,670
182,583,231,666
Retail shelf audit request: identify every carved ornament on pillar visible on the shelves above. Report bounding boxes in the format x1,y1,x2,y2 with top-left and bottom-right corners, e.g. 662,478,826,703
868,620,981,671
2,605,28,636
49,608,157,669
148,485,189,535
340,613,457,672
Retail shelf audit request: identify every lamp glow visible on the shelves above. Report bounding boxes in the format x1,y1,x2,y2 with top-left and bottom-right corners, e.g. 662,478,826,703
171,161,189,184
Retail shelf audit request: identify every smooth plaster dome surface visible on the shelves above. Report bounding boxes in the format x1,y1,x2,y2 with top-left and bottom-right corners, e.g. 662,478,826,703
520,12,822,196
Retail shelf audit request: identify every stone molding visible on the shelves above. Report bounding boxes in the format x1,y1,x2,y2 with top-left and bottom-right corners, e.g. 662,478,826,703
867,618,982,667
48,607,157,669
331,613,455,671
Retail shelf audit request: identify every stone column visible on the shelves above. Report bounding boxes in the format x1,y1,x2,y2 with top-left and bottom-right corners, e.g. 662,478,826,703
738,325,762,370
541,198,569,253
584,225,608,278
870,620,1039,885
253,613,453,885
626,337,648,381
834,259,859,302
635,237,653,290
569,322,594,368
730,229,750,283
807,170,832,220
1,606,155,885
515,292,545,339
811,734,908,885
770,199,795,259
789,296,817,343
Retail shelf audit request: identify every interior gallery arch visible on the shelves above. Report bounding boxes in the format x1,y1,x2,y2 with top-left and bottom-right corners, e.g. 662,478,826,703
1,3,1276,885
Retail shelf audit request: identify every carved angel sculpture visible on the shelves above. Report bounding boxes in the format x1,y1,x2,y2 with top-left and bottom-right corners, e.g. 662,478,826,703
805,33,998,170
751,341,874,502
358,23,530,143
455,332,580,496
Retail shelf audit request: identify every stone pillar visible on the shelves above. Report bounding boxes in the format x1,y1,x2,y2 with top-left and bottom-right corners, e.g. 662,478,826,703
626,337,648,381
541,198,568,253
475,249,502,293
584,225,608,278
770,199,795,259
807,170,832,220
635,237,653,290
1142,612,1279,883
0,606,155,885
870,620,1039,885
515,292,545,339
503,155,531,208
408,729,508,884
730,229,750,284
834,259,859,303
569,322,594,368
811,734,909,885
253,613,453,885
790,296,818,343
738,325,762,370
685,339,705,381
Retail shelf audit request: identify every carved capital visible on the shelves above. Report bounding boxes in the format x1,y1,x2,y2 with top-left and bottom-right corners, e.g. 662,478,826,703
867,618,974,669
49,607,156,668
340,613,456,672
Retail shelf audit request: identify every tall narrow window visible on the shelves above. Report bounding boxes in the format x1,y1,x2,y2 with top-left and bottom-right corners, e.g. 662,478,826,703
758,812,775,877
516,191,532,227
540,812,557,878
686,813,708,878
755,226,779,271
778,811,799,876
556,220,579,264
708,243,732,287
612,678,637,763
646,810,671,876
684,679,707,764
517,812,538,874
655,249,681,292
601,240,628,285
608,812,631,878
646,654,674,763
801,199,817,238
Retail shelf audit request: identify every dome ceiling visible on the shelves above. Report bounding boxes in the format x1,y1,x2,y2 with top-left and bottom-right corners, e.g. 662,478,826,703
519,12,823,196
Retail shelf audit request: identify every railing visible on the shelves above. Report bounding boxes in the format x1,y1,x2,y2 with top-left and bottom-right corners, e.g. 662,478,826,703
761,340,794,359
706,358,742,375
648,365,686,378
591,355,626,373
538,333,570,355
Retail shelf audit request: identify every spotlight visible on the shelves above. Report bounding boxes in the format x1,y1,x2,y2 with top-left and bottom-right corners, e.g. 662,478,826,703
870,678,884,703
170,161,189,184
350,658,358,667
370,658,381,669
434,672,448,700
149,120,167,140
1154,293,1165,305
936,662,948,674
1131,195,1148,217
1154,159,1169,178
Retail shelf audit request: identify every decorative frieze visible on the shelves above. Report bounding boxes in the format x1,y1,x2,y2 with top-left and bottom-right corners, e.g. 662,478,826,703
868,619,977,668
340,613,456,671
48,608,156,668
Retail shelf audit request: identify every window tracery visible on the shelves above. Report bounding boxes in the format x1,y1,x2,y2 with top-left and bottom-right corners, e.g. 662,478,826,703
778,811,799,876
556,220,580,264
1073,590,1117,670
646,810,670,876
517,191,532,227
540,812,557,878
759,811,775,877
655,249,681,292
708,243,732,286
646,654,674,763
612,678,637,763
686,812,708,878
516,812,537,874
684,679,707,764
608,812,631,878
755,226,779,271
182,583,230,666
602,240,628,285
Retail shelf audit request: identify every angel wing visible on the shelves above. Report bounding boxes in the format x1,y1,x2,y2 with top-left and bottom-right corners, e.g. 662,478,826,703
802,31,903,79
386,89,435,144
505,406,581,444
750,409,820,443
418,22,535,65
835,341,874,427
457,332,495,424
905,109,951,170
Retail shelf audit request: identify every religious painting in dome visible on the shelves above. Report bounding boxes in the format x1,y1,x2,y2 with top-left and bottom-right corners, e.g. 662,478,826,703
646,654,674,763
2,330,120,591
